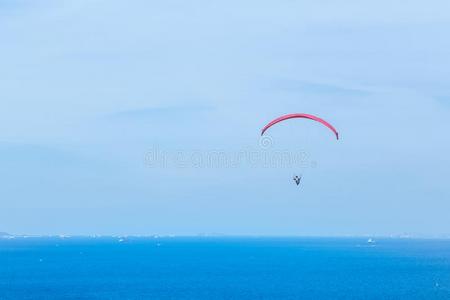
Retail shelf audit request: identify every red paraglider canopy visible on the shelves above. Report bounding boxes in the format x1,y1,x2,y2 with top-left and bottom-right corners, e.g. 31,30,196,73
261,113,339,140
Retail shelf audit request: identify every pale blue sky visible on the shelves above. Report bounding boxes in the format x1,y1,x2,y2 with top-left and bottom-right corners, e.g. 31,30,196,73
1,0,450,236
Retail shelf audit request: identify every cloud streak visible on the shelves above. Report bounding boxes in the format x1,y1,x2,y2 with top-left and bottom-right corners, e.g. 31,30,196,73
110,104,215,120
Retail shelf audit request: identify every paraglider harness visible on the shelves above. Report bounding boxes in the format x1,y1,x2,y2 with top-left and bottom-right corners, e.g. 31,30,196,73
293,175,302,186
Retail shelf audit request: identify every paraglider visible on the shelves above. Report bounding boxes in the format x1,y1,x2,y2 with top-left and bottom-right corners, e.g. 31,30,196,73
261,113,338,186
261,113,339,140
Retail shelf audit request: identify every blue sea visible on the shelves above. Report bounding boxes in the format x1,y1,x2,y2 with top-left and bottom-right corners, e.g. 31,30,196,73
1,237,450,299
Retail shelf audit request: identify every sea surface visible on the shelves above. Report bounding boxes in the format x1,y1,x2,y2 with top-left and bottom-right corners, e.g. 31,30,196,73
1,237,450,299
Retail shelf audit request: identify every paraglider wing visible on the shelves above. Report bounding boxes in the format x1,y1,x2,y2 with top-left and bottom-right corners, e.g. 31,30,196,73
261,113,339,140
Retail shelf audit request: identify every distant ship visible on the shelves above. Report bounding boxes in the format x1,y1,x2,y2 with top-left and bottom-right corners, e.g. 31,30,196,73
367,238,375,244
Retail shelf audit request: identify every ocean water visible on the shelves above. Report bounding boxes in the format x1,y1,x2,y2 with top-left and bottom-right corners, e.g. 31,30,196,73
1,237,450,299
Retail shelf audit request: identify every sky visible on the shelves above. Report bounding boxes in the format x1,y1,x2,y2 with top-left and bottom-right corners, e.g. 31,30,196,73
1,0,450,236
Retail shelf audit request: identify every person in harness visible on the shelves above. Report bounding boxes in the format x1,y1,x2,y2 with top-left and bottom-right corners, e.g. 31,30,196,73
293,175,302,186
